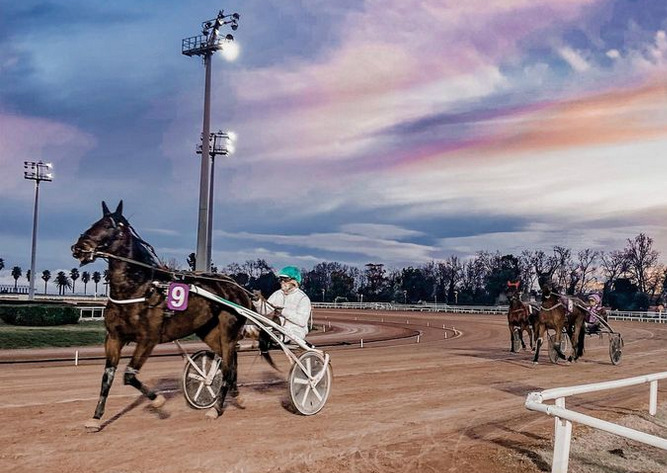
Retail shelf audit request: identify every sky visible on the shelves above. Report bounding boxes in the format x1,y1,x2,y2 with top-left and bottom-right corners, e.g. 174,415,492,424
0,0,666,288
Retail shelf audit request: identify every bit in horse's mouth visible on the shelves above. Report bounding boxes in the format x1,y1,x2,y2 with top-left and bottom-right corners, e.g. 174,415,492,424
72,246,96,265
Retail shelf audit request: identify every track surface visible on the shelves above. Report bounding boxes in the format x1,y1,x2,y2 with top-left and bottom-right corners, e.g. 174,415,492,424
0,310,666,473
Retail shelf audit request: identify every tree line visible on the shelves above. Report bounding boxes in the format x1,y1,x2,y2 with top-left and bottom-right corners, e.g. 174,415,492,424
0,260,106,296
2,233,665,310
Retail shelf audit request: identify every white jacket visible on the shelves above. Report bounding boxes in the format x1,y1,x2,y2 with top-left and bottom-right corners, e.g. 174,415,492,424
253,288,311,341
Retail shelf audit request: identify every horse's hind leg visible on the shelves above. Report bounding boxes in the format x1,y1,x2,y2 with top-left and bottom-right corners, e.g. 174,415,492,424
86,335,123,432
207,338,238,419
123,341,165,408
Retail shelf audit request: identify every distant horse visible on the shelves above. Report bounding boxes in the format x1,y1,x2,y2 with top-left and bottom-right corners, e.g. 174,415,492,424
505,281,535,352
72,201,272,431
532,276,587,364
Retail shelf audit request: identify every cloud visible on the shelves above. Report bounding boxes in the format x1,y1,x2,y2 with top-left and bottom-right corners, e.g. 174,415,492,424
219,229,437,265
0,113,96,198
557,46,591,72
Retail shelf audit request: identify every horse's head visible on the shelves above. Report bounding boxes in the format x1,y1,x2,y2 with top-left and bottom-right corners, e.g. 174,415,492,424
537,274,554,298
72,201,129,265
506,280,520,295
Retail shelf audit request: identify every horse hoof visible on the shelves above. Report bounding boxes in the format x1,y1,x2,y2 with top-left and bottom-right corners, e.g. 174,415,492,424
84,418,101,432
151,394,166,409
233,395,246,409
532,361,539,366
205,407,220,420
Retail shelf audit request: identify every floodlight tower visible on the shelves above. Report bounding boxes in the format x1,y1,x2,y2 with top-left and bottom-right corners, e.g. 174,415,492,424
182,9,239,271
196,130,237,269
23,161,53,299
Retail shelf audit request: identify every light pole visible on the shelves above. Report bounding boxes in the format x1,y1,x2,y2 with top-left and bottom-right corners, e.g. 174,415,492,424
24,161,53,300
454,290,459,305
197,130,236,268
183,9,239,271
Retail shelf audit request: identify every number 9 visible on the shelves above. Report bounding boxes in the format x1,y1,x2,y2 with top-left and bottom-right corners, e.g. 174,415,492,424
170,286,186,308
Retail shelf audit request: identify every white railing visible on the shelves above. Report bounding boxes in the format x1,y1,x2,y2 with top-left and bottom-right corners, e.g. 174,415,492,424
525,372,667,473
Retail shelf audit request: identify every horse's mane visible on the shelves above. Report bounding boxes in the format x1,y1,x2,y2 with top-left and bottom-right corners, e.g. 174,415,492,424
124,219,164,268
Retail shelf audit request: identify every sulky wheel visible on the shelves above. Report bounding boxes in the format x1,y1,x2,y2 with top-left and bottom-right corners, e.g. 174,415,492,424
182,350,222,409
609,333,623,365
512,330,522,352
288,351,332,416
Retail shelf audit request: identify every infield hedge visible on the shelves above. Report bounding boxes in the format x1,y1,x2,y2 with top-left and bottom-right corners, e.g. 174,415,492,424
0,304,80,326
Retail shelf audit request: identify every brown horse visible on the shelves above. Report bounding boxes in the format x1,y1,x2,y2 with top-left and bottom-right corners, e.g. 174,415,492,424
506,281,535,352
532,275,587,364
72,201,268,431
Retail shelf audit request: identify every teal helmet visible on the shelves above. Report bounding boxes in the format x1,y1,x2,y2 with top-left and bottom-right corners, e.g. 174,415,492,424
277,266,302,284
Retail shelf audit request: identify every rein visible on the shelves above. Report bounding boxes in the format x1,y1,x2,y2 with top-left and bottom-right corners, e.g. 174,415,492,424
91,250,276,310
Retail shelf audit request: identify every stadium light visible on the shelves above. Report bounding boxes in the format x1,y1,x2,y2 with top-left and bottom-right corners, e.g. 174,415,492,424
23,161,53,299
182,9,240,272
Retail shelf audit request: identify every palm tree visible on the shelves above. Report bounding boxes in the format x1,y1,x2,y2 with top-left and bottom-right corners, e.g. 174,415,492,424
11,266,22,292
92,271,101,294
70,268,80,294
55,271,72,296
81,271,91,295
41,270,51,294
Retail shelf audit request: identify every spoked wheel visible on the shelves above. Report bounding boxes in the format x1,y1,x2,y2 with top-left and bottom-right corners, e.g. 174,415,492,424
288,351,332,416
548,331,571,364
609,333,623,365
512,330,522,352
182,350,222,409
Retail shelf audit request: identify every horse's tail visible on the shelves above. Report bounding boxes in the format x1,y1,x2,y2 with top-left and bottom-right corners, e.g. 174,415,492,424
258,329,280,371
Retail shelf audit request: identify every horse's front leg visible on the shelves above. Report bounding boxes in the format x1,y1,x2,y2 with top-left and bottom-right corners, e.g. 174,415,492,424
123,340,165,407
532,323,544,364
518,327,527,350
528,325,535,351
86,335,123,432
509,325,516,352
571,321,585,361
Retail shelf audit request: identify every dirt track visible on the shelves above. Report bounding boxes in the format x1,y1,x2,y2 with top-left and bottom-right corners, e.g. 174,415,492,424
1,310,666,473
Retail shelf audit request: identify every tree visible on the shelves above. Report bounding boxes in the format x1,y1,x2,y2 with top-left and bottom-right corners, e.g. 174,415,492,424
574,249,599,295
624,233,659,294
103,270,110,295
398,266,433,304
55,271,72,296
360,263,391,302
26,269,31,283
41,270,51,294
11,266,22,292
92,271,101,294
600,249,629,303
482,253,521,303
81,271,91,294
70,268,80,293
0,258,4,271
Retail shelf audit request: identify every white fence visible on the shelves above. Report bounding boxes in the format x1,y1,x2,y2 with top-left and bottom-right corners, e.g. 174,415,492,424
525,371,667,473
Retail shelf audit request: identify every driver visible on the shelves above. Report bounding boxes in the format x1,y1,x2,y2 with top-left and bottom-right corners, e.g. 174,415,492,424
252,266,312,342
586,293,603,334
